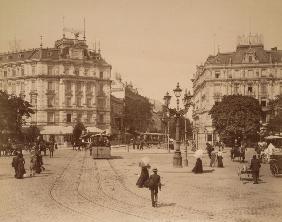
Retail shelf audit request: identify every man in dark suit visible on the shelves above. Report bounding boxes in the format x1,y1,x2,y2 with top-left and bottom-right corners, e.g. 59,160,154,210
250,155,261,184
149,168,161,207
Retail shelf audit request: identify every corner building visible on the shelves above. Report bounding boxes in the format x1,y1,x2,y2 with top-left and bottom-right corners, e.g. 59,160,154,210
0,35,111,135
192,34,282,149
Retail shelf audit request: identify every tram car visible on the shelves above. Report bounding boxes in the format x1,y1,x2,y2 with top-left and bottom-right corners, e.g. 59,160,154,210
91,134,111,159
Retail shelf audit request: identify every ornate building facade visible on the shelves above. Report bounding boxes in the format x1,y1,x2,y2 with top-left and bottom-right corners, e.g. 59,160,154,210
0,34,111,135
192,34,282,148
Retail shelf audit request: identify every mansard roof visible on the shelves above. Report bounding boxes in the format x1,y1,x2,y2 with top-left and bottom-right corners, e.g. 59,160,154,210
204,45,282,66
0,37,111,67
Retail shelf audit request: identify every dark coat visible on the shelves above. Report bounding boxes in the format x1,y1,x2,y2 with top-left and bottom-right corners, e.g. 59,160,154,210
250,158,261,172
136,167,149,188
192,158,203,173
148,174,161,190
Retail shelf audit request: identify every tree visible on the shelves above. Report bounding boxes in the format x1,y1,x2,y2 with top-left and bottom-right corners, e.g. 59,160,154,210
72,122,85,143
124,87,153,132
0,91,34,139
24,125,40,143
209,95,262,145
268,95,282,134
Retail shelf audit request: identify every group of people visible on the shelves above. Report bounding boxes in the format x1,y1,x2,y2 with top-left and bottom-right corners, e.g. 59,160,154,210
11,150,45,179
136,164,161,207
10,139,57,179
192,142,224,174
131,137,146,150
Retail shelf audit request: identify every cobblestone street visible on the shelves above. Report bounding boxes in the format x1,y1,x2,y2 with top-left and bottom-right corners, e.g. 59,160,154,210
0,146,282,222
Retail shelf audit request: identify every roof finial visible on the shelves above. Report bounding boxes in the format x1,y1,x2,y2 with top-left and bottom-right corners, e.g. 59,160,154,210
98,41,101,53
40,35,43,48
83,17,86,40
94,40,96,52
62,16,65,38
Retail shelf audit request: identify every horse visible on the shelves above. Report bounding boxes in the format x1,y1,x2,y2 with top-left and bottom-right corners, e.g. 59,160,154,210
231,146,246,162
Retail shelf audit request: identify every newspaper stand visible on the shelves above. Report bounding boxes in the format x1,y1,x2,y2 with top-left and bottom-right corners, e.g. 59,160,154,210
91,134,111,159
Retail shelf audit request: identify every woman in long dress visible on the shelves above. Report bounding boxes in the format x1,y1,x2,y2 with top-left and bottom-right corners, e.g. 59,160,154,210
217,151,224,167
192,158,203,174
136,165,150,188
16,153,25,179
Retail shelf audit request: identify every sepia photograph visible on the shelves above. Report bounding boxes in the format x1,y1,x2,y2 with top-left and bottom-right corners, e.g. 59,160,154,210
0,0,282,221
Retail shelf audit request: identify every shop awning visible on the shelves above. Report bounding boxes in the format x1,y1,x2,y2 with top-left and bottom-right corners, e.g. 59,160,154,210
86,126,103,133
40,126,73,135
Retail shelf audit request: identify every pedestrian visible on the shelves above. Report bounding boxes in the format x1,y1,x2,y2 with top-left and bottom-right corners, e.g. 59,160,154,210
210,150,217,167
250,155,261,184
15,153,26,179
11,151,19,178
140,138,144,150
30,151,37,177
217,150,224,167
192,158,203,174
206,143,214,159
136,164,150,188
148,168,161,207
49,143,54,158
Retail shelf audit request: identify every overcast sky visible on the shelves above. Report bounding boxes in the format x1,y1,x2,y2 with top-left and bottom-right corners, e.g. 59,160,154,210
1,0,282,105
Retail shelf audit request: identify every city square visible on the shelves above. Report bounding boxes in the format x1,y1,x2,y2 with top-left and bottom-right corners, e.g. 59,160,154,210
0,145,282,222
1,1,282,222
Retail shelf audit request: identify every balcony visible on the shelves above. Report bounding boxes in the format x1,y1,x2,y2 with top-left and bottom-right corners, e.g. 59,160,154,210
75,90,83,96
30,89,38,95
46,89,55,95
65,90,72,96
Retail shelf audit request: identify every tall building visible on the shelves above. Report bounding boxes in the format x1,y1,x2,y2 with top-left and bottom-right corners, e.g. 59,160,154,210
0,33,112,142
192,34,282,148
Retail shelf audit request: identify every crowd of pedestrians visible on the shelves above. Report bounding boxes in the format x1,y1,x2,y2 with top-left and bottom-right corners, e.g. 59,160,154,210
8,139,57,179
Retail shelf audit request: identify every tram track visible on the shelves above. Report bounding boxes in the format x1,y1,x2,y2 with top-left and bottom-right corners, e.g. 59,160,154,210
76,153,150,221
48,151,103,221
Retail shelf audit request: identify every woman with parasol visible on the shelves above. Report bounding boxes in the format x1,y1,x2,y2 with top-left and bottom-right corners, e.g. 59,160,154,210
136,157,151,188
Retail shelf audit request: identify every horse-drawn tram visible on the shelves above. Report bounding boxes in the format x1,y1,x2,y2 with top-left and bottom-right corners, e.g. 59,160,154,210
90,134,111,159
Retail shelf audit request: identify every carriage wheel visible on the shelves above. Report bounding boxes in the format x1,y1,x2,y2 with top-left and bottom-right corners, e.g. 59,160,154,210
270,163,279,176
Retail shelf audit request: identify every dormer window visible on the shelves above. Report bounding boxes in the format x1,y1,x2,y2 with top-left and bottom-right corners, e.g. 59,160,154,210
249,56,252,63
215,71,220,79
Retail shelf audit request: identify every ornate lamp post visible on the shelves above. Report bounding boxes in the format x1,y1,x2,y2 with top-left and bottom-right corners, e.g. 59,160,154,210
183,90,193,166
164,83,192,167
163,92,172,152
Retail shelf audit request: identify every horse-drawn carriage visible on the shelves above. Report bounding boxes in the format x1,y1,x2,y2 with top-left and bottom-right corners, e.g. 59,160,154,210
269,152,282,176
90,134,111,159
231,146,246,162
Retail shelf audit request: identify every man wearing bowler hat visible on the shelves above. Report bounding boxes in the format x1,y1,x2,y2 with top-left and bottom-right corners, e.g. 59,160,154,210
149,168,161,207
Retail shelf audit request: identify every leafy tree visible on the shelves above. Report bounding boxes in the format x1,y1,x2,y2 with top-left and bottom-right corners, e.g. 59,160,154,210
72,122,85,143
124,86,153,132
0,91,34,139
209,95,262,145
24,125,40,143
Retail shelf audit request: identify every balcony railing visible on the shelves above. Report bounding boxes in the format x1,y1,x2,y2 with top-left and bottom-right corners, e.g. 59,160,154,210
46,89,55,95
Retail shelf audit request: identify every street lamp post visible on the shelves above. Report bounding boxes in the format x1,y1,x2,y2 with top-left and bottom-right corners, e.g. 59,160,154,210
183,90,192,166
164,83,192,168
163,92,172,153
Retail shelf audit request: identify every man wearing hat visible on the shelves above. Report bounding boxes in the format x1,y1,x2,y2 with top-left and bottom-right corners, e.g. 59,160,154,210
148,168,161,207
250,155,261,184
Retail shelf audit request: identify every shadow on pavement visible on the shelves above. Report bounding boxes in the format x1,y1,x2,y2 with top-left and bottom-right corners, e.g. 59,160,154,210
202,169,215,173
157,202,176,208
110,156,123,159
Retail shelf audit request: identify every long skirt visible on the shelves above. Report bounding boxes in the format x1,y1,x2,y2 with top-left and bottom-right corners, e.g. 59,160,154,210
217,156,224,167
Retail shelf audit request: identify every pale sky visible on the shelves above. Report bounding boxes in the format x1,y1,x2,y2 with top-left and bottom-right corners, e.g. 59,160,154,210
1,0,282,105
